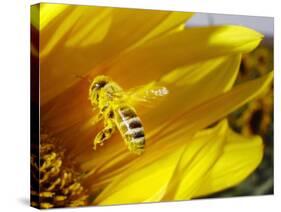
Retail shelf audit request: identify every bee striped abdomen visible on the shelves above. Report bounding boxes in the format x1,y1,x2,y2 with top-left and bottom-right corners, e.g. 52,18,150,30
116,106,145,154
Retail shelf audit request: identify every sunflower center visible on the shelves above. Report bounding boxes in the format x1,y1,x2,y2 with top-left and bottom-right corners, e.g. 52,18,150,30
249,109,263,134
31,130,89,209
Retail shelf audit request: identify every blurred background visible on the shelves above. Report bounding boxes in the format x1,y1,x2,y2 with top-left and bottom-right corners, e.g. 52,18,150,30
188,13,274,197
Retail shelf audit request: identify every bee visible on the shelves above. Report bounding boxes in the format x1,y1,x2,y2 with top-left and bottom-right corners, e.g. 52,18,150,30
88,75,168,155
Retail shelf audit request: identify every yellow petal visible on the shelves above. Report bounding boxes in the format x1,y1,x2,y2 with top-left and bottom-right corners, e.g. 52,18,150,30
93,120,231,204
31,3,69,30
162,120,228,200
155,72,273,142
93,143,187,205
31,5,40,57
160,54,240,91
130,12,194,48
40,6,191,59
108,25,263,89
40,6,81,58
91,120,263,203
40,6,112,57
65,8,112,47
193,127,263,197
40,3,69,31
39,5,191,105
31,5,40,30
142,54,241,132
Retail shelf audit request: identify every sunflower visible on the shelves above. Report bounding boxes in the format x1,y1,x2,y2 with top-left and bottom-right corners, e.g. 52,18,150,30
238,86,273,137
238,45,273,82
31,3,273,208
230,44,273,137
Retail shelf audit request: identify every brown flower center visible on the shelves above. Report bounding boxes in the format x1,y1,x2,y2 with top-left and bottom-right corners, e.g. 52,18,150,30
31,130,89,208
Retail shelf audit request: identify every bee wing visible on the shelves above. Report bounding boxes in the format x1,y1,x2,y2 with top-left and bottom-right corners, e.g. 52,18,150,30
125,82,169,107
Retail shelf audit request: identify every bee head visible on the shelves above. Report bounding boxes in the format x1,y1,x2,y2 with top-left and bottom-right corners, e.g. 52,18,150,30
89,75,110,105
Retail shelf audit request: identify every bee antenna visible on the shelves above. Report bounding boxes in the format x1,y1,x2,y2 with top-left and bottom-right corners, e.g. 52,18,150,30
74,74,91,84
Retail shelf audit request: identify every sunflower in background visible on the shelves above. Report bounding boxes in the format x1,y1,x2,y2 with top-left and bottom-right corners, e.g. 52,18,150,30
233,45,273,138
30,4,273,208
222,44,274,197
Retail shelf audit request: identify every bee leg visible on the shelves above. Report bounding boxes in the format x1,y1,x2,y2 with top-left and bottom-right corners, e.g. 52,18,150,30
93,120,116,150
82,113,103,131
91,112,103,125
